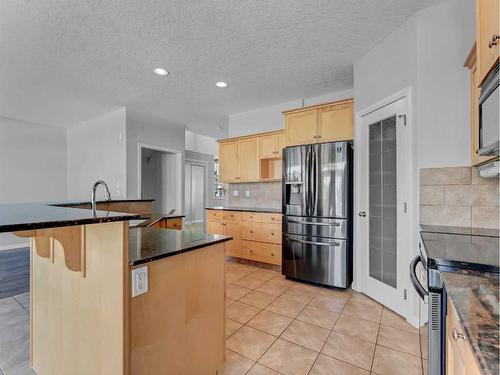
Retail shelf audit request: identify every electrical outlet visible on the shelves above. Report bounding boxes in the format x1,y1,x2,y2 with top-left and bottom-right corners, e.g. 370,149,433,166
232,190,239,197
245,190,250,197
131,266,148,297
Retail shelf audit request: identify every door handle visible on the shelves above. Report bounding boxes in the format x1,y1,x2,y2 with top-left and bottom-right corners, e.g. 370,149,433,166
409,255,427,300
288,237,341,247
489,34,499,48
358,211,366,217
452,328,465,341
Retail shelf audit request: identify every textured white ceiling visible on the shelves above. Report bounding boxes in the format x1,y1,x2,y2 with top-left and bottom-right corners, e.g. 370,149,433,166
0,0,444,137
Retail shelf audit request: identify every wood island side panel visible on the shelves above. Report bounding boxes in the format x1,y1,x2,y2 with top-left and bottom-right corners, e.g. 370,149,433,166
31,221,128,375
129,243,225,375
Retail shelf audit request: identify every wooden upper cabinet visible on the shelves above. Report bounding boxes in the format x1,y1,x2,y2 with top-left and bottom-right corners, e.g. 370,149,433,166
284,99,354,147
238,137,259,181
476,0,499,85
259,131,285,158
285,109,318,146
219,141,239,182
318,101,354,142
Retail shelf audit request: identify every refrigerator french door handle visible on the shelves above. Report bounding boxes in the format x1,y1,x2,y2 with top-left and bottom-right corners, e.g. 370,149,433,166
288,219,340,226
305,147,312,216
312,147,318,215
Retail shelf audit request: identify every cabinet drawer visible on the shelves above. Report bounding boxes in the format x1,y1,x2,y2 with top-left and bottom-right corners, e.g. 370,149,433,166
165,218,182,230
260,213,282,223
241,240,281,265
223,211,242,221
242,222,281,244
241,212,262,222
206,210,224,220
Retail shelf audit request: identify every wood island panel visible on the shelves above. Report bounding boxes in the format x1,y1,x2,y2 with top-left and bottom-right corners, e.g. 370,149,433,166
129,243,225,375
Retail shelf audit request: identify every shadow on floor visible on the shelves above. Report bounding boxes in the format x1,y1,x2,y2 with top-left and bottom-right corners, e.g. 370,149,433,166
0,248,29,299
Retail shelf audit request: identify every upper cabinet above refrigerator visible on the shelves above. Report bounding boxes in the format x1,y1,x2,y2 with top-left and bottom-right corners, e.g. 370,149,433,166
283,99,354,147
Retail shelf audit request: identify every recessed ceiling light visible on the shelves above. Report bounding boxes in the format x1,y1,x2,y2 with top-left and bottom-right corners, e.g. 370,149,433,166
215,81,228,88
153,68,169,76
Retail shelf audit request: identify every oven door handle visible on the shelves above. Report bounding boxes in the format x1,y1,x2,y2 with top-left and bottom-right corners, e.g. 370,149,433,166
410,255,427,300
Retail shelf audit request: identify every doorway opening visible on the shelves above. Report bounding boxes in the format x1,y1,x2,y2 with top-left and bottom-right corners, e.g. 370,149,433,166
138,145,182,215
184,160,208,233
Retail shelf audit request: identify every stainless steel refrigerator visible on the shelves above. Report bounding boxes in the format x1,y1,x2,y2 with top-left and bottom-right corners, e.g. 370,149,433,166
282,141,353,288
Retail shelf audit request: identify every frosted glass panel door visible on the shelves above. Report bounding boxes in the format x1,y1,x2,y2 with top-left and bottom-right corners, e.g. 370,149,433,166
368,116,397,288
185,163,206,224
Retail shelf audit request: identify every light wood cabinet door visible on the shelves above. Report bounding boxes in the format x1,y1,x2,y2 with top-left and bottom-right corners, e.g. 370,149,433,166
260,134,279,158
477,0,499,84
318,101,354,142
224,220,241,257
277,132,286,156
207,219,225,236
285,110,318,146
238,137,259,182
219,141,239,182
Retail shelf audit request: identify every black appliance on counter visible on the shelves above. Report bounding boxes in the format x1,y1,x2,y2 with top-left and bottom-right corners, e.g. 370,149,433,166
410,226,500,375
282,141,353,288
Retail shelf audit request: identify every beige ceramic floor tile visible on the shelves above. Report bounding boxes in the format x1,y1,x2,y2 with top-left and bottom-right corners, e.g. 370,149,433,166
281,320,330,352
333,314,379,343
223,348,255,375
247,310,293,336
225,319,243,339
226,297,237,307
256,280,291,297
377,325,420,356
371,346,421,375
226,271,245,284
252,269,281,281
226,301,262,324
225,326,276,361
282,286,317,304
226,285,252,300
380,308,419,333
234,274,268,290
240,291,278,309
259,338,318,375
265,296,306,318
310,354,370,375
349,292,382,308
296,305,339,330
247,363,282,374
421,334,428,359
342,300,382,323
322,332,375,371
317,288,352,300
309,294,346,313
422,359,428,375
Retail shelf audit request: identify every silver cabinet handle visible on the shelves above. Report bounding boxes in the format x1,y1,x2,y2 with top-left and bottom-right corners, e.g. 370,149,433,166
288,219,340,226
358,211,366,217
489,34,499,48
452,328,465,341
289,237,340,247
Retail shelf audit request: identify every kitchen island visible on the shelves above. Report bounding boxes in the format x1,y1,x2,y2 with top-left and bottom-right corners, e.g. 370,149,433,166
0,201,230,375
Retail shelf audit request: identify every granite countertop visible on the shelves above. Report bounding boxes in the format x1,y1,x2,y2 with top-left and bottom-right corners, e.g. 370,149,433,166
134,213,185,227
0,202,140,233
441,270,499,375
51,199,155,207
206,206,282,214
129,227,231,265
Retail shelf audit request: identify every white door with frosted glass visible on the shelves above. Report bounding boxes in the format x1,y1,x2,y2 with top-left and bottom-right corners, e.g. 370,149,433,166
185,162,206,229
357,96,410,316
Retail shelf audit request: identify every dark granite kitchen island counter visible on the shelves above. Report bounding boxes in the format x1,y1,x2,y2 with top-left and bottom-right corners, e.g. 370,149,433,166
206,206,281,214
128,227,231,265
441,270,499,375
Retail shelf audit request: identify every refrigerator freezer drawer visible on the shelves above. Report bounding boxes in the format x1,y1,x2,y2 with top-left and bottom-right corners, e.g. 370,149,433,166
283,234,348,288
284,216,347,239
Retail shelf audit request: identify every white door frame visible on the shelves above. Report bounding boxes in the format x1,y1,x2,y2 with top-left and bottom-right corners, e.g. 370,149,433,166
184,158,209,225
353,87,418,324
137,143,183,214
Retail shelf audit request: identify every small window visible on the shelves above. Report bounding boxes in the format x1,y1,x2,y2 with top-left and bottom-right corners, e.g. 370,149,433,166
214,158,224,198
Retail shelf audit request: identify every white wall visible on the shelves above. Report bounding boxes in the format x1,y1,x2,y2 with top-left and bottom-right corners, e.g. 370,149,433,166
126,111,185,212
228,89,354,137
185,130,218,156
416,0,475,168
67,108,127,200
0,116,67,249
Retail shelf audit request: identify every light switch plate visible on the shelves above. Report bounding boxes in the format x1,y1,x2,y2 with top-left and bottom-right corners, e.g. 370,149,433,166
131,266,148,297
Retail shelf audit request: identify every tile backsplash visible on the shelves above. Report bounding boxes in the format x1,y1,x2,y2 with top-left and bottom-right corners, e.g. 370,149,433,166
420,166,499,229
227,182,281,209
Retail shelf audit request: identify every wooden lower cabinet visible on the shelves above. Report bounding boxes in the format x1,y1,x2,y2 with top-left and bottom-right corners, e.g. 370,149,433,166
206,209,282,265
150,217,183,230
446,297,482,375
